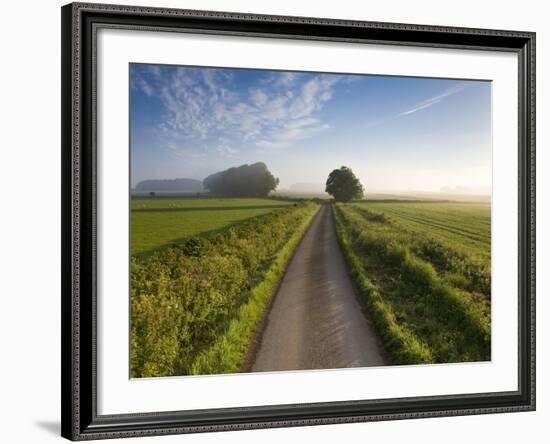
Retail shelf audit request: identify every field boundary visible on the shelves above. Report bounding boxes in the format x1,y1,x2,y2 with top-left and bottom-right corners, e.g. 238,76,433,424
333,205,432,364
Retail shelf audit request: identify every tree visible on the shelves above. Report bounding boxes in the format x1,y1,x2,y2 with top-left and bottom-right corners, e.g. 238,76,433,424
203,162,279,197
325,166,364,203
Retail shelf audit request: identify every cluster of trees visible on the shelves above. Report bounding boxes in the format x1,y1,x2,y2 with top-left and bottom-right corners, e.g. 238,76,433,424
203,162,280,197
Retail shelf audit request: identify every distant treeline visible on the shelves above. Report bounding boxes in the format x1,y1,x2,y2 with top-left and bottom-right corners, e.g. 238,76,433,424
134,178,203,193
204,162,279,197
359,199,486,204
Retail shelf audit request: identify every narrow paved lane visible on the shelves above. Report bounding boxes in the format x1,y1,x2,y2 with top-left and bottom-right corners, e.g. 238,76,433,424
252,204,386,372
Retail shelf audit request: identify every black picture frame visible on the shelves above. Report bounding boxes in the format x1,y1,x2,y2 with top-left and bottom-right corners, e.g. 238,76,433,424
61,2,536,440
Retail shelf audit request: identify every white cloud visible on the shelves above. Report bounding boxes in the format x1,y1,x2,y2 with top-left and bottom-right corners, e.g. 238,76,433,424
216,143,239,157
258,117,330,149
256,139,290,150
277,72,297,87
165,142,205,159
135,76,154,96
250,89,268,107
132,65,163,96
153,68,340,154
145,65,162,78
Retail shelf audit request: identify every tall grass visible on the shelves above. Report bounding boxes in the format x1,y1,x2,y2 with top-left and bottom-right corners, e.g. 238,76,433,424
334,204,490,365
130,203,319,377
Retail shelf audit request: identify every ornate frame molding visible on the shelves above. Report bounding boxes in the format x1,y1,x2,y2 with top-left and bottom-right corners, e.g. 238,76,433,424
61,2,535,440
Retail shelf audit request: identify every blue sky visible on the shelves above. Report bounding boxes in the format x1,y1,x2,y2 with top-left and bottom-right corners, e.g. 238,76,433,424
130,64,491,194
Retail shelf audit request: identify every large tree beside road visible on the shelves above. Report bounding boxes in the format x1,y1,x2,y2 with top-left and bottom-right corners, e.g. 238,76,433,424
325,166,364,203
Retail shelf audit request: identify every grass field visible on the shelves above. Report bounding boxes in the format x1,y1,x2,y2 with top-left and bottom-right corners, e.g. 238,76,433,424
355,202,491,260
131,197,296,256
334,201,491,365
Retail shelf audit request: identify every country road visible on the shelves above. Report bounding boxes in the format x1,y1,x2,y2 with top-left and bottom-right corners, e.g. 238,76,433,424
251,204,387,372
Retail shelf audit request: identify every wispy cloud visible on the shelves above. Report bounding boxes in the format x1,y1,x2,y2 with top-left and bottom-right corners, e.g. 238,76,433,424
138,77,154,97
131,69,155,97
360,82,471,130
257,117,330,150
135,66,341,155
400,83,470,116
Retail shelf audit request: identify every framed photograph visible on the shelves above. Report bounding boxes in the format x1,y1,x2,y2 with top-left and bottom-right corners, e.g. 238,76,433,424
61,2,535,440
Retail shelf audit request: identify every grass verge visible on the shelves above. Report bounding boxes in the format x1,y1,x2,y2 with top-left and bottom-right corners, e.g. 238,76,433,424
333,204,490,365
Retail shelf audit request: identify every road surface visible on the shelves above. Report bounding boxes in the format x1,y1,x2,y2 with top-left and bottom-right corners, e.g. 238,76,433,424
251,204,387,372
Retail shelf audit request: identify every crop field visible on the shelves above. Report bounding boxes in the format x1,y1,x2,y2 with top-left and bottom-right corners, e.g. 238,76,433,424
131,197,296,256
334,201,491,365
356,202,491,259
130,201,320,377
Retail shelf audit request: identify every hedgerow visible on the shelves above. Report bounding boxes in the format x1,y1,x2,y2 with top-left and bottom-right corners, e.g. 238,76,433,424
130,203,319,377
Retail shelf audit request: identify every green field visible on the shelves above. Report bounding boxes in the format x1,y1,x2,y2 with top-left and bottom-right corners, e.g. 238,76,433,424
131,197,296,256
334,201,491,365
355,202,491,260
130,194,492,375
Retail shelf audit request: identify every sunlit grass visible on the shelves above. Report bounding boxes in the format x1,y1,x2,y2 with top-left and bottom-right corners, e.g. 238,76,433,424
334,202,491,365
131,197,296,256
